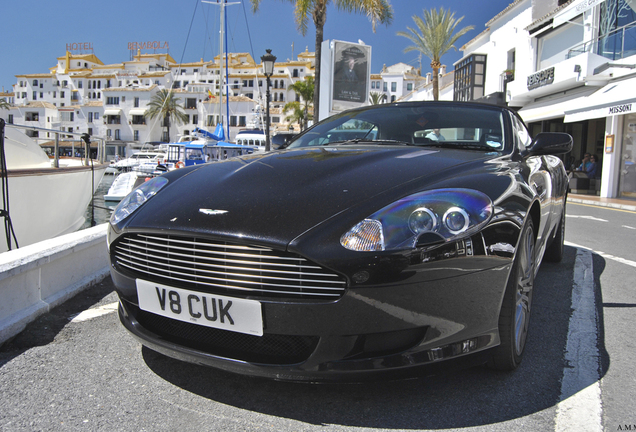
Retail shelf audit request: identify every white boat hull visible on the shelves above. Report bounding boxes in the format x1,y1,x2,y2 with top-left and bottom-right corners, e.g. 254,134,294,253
104,171,144,202
1,164,108,253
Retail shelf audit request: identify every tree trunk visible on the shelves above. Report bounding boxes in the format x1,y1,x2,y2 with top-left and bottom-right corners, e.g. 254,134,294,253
165,114,170,143
431,60,441,101
313,0,326,123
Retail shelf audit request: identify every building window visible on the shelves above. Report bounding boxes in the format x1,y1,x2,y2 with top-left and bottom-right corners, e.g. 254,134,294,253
26,112,39,121
60,91,65,98
391,82,397,92
506,49,516,82
60,111,74,122
7,114,13,124
33,91,37,100
239,116,246,127
186,98,197,109
106,97,120,105
115,129,120,140
134,130,140,141
33,79,38,86
193,114,198,125
230,116,237,126
94,113,99,120
454,54,487,102
407,83,413,91
597,0,636,60
537,16,583,69
88,112,93,123
134,97,140,107
132,115,145,125
78,81,83,89
383,82,387,91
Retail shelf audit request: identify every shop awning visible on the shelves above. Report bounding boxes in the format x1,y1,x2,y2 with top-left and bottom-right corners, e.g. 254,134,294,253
128,108,147,116
104,109,122,116
564,79,636,123
517,87,598,123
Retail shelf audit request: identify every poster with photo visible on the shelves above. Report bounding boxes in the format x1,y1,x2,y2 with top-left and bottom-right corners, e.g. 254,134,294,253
331,41,370,112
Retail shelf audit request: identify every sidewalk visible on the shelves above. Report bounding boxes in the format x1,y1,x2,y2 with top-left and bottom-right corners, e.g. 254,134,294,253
568,194,636,211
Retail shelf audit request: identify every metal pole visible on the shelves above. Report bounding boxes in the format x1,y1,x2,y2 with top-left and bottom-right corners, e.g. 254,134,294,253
265,76,271,152
54,133,60,168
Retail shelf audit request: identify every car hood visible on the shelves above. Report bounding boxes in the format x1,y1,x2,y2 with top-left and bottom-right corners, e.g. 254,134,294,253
124,146,497,248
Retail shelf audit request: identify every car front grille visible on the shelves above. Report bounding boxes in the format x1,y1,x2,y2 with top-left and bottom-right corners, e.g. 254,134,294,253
112,233,347,301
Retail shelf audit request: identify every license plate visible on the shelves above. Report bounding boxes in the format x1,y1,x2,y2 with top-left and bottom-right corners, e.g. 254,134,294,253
136,279,263,336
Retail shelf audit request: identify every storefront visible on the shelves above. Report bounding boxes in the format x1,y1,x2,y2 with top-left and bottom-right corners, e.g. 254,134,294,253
518,87,607,194
564,78,636,199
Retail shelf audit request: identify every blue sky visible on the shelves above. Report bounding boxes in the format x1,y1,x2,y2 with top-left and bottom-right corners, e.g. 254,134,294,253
0,0,512,92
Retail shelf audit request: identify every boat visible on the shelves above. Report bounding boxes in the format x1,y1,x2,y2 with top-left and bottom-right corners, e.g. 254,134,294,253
110,150,167,173
0,121,108,253
103,171,148,202
234,129,267,152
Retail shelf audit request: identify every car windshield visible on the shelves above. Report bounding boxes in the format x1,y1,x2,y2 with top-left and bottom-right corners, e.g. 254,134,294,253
287,104,507,152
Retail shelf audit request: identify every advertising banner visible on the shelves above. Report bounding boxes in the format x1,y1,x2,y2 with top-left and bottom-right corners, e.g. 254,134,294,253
331,41,371,112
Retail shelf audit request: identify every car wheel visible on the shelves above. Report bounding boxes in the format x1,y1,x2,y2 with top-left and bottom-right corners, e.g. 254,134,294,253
543,201,566,263
489,217,535,371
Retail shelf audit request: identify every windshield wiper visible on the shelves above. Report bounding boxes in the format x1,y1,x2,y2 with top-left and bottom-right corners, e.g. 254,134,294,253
324,139,412,146
415,142,498,151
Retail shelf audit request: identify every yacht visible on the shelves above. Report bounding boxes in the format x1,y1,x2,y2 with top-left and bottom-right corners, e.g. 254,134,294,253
1,122,108,253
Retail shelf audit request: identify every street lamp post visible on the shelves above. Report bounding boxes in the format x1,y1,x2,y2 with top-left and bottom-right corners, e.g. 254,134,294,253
261,49,276,152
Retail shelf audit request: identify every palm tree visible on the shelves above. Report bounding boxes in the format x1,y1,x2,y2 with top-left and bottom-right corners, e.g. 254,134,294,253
288,76,314,130
0,98,10,110
369,92,386,105
250,0,393,120
283,101,307,128
397,7,473,101
145,89,189,142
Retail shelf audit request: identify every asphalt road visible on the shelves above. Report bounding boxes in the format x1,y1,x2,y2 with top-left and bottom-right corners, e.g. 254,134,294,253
0,202,634,431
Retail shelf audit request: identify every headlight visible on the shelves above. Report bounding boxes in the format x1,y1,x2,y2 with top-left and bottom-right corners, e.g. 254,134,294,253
341,189,493,251
110,176,169,225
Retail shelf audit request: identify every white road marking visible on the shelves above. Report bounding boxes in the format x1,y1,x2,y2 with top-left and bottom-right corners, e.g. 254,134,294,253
622,225,636,230
566,241,636,269
555,247,602,432
70,302,119,323
566,215,608,222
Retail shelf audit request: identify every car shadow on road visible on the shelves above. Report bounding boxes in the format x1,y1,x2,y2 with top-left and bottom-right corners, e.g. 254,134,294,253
142,245,610,429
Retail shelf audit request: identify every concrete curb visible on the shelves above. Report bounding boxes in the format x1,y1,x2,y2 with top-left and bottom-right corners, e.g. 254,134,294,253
567,196,636,212
0,224,110,345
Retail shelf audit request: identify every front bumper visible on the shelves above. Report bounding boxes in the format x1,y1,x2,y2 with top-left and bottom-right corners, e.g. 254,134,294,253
111,252,511,382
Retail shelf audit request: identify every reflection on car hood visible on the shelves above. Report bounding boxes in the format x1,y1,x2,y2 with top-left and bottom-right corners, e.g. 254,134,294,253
125,146,494,247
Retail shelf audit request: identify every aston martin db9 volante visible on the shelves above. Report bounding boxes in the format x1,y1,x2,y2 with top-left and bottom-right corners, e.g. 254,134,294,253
108,102,572,381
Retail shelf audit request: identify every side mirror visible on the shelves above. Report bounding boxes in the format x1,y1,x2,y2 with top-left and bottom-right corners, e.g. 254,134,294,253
524,132,573,157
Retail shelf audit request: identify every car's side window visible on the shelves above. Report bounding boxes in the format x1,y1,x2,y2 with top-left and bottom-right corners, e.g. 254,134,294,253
512,115,532,150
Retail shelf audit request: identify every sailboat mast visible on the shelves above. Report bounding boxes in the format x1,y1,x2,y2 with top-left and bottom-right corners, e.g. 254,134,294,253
219,0,224,139
203,0,239,140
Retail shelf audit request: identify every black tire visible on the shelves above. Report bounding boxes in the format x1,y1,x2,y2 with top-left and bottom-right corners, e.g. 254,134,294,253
488,218,536,371
543,201,566,263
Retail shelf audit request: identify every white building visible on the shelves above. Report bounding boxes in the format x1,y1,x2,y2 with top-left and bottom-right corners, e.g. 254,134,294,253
369,62,428,103
456,0,636,200
3,48,317,160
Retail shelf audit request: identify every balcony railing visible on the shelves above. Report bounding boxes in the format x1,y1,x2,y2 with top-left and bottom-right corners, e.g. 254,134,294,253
568,21,636,61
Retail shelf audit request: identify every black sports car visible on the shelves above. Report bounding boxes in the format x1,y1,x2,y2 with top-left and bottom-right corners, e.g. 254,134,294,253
108,102,572,382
